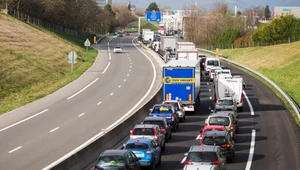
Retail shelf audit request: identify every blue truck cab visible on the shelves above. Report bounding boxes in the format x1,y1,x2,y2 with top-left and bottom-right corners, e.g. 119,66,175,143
162,60,201,113
149,104,179,131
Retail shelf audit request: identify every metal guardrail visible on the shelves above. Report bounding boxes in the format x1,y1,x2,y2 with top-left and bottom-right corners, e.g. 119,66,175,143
198,48,300,121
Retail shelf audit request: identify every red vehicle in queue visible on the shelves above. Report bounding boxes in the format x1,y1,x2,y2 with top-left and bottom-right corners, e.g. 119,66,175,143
199,125,227,141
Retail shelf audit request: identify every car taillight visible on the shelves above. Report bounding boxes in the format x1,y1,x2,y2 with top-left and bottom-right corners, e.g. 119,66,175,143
184,160,192,165
230,124,234,131
171,114,175,121
154,135,158,141
94,168,98,170
148,113,151,117
212,160,221,165
161,128,166,131
130,129,135,136
240,93,243,104
221,144,231,148
146,150,152,154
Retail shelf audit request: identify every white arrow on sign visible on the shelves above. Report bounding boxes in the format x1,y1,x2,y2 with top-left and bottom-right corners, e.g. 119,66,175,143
84,38,91,47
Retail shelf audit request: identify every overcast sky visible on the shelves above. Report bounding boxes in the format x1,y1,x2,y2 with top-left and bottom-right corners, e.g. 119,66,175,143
113,0,300,12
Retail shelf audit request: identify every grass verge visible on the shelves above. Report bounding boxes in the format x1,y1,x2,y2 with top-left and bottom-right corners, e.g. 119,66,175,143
124,18,159,32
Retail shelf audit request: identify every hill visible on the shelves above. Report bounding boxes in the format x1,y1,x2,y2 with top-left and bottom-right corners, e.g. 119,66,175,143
221,41,300,123
0,13,97,114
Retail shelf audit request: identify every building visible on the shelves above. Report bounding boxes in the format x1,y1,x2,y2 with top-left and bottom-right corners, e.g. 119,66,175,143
96,0,112,8
274,6,300,18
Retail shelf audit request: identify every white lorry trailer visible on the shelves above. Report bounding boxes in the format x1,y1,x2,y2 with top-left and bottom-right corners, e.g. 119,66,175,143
176,48,198,60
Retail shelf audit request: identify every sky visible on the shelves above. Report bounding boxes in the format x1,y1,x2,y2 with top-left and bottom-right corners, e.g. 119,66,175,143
113,0,300,12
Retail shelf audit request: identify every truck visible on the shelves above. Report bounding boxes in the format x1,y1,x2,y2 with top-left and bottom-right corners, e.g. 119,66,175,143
143,30,154,43
162,60,201,113
214,76,244,111
176,42,196,50
176,48,198,60
159,36,177,61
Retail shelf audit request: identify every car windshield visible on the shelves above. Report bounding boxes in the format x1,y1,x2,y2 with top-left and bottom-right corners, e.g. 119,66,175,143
152,106,173,114
133,128,154,135
114,47,121,49
207,60,219,66
143,121,165,128
97,155,125,167
217,100,233,106
211,69,220,73
187,152,218,162
202,136,227,145
125,143,149,150
209,117,230,126
218,71,230,75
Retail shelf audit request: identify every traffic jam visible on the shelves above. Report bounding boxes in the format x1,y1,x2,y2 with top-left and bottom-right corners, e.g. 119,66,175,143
93,32,246,170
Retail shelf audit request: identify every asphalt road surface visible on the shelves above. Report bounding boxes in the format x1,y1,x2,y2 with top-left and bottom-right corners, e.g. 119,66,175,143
153,61,300,170
0,35,162,170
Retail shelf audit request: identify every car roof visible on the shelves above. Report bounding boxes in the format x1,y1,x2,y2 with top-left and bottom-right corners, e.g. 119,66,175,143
126,137,153,144
189,145,219,152
134,124,159,128
101,149,128,156
183,165,218,170
204,131,228,137
143,117,166,121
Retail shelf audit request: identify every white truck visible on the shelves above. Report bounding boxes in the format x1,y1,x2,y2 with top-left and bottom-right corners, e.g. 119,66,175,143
143,30,154,43
214,76,244,111
176,48,198,60
176,42,196,50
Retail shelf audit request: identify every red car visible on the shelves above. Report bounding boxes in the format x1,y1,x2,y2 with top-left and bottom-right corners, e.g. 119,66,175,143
199,125,226,142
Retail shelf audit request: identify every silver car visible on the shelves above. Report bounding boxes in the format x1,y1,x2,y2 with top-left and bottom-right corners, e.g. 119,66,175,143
162,100,186,122
113,46,123,53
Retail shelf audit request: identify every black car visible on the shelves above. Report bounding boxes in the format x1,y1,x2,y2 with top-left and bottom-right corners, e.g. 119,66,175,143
142,116,172,142
94,149,141,170
200,131,235,163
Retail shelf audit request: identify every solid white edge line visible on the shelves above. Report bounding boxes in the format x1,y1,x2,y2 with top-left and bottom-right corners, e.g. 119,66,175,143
107,42,109,46
67,78,99,100
42,37,157,170
0,109,49,132
243,90,255,116
109,53,111,60
245,130,256,170
102,62,111,74
181,157,187,164
50,127,60,133
8,146,22,153
78,113,85,117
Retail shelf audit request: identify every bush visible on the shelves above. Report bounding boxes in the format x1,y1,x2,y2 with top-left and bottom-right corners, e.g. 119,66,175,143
214,29,241,47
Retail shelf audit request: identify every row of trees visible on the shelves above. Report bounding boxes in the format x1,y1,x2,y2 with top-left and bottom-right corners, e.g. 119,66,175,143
0,0,130,34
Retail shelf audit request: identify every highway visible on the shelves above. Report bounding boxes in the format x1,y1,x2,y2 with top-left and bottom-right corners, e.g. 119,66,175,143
152,61,300,170
0,35,162,170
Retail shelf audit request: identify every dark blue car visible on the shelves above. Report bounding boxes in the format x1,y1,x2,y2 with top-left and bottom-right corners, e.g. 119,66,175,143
124,138,161,169
149,104,179,131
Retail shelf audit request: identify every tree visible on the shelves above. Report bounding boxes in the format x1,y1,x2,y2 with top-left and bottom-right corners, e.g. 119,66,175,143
146,2,159,12
127,2,131,11
104,4,116,16
264,5,271,20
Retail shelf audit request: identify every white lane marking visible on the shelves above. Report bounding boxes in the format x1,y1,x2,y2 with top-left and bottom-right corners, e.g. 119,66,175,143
110,93,114,96
8,146,22,153
181,157,187,164
243,90,254,116
109,38,112,42
118,85,121,88
67,78,99,100
109,53,111,60
209,97,212,99
129,69,131,72
130,66,132,68
78,113,85,117
209,89,211,92
245,130,256,170
0,109,49,132
127,74,129,76
130,62,132,65
97,101,102,105
196,134,200,140
107,42,109,46
42,37,157,170
207,83,209,85
50,127,60,133
124,79,126,82
102,62,111,74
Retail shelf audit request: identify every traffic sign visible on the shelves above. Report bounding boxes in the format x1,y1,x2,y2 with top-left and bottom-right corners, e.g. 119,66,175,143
84,38,91,47
68,51,77,64
146,11,161,22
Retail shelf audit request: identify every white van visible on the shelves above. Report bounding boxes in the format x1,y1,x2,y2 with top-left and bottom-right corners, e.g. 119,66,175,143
204,57,220,75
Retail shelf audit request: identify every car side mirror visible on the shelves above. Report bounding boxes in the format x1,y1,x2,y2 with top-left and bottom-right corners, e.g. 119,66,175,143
130,130,133,134
205,119,208,124
234,120,238,124
184,153,188,157
149,108,153,112
210,110,214,113
222,152,226,157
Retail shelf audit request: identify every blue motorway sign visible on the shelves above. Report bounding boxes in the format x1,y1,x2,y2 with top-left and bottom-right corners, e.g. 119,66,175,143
146,11,161,22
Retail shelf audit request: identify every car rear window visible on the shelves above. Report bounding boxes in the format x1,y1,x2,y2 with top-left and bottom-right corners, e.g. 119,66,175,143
152,106,173,114
209,117,230,126
202,136,228,145
187,152,218,162
143,121,165,128
97,155,125,167
133,128,154,135
125,143,149,150
207,60,219,66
